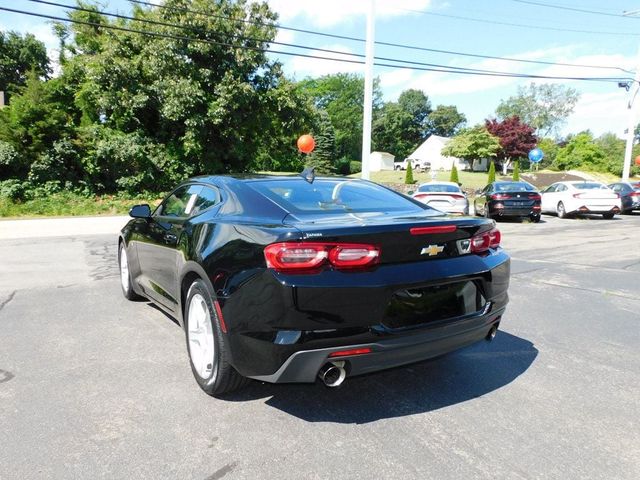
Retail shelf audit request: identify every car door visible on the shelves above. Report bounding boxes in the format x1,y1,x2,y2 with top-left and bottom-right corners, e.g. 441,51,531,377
136,184,203,310
540,184,557,213
476,184,492,215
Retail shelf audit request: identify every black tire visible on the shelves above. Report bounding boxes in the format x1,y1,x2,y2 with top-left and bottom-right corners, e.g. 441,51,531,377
602,212,615,219
557,202,567,219
530,214,541,223
184,279,248,397
118,243,143,301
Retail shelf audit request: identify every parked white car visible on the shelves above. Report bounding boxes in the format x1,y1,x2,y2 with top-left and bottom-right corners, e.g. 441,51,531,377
412,181,469,215
540,181,621,219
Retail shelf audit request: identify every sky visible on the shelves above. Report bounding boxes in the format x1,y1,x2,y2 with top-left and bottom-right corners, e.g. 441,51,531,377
2,0,640,138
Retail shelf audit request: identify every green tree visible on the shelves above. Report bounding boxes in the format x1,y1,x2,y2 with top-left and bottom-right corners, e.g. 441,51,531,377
307,109,336,174
427,105,467,137
449,163,459,184
0,31,50,94
512,160,520,180
441,126,501,170
405,161,414,184
496,83,579,137
488,160,496,183
373,89,431,159
554,132,606,171
0,72,69,176
298,73,382,161
536,137,559,169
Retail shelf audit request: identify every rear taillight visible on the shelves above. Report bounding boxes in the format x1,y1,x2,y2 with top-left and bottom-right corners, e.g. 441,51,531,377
470,228,501,253
449,194,466,199
490,194,510,200
264,242,380,272
631,191,640,197
572,193,584,198
410,225,457,235
528,193,541,201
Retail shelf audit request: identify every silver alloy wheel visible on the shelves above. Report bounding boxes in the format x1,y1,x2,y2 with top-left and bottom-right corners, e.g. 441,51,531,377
120,246,130,292
557,202,566,218
187,293,215,379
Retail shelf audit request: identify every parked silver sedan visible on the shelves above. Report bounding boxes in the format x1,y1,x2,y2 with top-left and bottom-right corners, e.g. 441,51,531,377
412,181,469,215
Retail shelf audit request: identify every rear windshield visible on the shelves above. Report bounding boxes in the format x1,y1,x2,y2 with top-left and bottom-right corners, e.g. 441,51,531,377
494,182,536,192
569,182,607,190
248,178,430,215
418,184,461,193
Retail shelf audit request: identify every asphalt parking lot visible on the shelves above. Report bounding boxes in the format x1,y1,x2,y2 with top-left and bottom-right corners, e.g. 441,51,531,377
1,213,639,479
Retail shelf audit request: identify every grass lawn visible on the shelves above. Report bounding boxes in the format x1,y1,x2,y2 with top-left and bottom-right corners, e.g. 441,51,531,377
0,193,161,218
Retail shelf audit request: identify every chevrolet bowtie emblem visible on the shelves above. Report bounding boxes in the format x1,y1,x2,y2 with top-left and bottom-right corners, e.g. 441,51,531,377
421,245,444,256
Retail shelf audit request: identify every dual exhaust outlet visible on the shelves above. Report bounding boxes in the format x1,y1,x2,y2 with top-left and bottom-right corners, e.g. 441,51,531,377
318,323,499,387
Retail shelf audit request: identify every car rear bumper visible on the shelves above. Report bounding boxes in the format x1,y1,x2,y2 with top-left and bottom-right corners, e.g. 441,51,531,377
248,308,504,383
220,250,510,381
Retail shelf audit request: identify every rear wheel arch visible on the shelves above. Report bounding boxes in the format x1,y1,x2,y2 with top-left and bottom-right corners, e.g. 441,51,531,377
179,263,216,328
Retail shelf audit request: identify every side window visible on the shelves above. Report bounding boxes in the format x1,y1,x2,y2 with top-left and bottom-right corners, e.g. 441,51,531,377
191,186,221,216
542,185,556,193
610,184,621,193
557,184,567,192
158,185,202,218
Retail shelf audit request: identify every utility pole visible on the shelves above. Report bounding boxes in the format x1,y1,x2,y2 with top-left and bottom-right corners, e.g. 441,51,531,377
622,9,640,180
361,0,375,180
621,48,640,181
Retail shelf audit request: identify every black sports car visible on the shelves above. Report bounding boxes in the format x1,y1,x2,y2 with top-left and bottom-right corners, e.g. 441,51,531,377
474,181,542,222
118,174,510,396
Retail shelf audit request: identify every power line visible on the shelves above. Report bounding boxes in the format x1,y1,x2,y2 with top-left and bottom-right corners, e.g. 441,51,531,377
397,6,640,37
32,0,634,78
511,0,635,18
127,0,634,74
0,5,633,84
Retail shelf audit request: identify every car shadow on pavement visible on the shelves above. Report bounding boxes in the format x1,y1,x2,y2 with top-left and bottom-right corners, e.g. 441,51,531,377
224,330,538,424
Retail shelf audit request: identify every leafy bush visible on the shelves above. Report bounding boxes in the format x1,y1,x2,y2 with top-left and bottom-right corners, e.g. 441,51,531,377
512,160,520,180
404,161,415,184
449,163,459,184
488,161,496,183
349,161,362,173
0,179,28,201
335,157,351,175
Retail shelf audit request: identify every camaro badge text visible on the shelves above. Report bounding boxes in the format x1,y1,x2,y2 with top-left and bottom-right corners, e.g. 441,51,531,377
421,245,444,256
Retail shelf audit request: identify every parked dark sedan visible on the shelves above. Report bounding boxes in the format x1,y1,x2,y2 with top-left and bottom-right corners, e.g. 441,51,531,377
118,174,510,396
474,181,541,222
608,181,640,213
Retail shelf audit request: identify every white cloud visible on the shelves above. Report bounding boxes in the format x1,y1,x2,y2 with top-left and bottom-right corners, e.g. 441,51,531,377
285,44,362,77
564,91,630,137
379,68,414,88
266,0,431,27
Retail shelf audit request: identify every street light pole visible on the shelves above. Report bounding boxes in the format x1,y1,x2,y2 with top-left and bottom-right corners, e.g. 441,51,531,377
361,0,375,180
621,9,640,180
621,48,640,181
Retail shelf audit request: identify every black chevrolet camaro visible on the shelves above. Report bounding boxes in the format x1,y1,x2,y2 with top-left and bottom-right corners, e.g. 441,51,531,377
118,174,510,396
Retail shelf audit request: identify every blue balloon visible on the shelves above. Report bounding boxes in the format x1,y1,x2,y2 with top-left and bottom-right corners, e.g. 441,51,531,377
528,148,544,163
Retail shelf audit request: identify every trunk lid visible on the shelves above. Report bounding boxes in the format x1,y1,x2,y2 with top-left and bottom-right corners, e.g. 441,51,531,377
283,211,492,264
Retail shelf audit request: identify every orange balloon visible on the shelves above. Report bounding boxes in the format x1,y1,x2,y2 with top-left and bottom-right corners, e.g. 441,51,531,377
297,134,315,154
635,155,640,166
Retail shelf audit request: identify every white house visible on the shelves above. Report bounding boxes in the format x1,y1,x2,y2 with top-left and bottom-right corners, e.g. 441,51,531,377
368,151,395,171
409,135,488,171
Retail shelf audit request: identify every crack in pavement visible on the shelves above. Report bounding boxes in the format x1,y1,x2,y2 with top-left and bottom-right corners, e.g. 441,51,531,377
0,290,16,312
520,278,638,301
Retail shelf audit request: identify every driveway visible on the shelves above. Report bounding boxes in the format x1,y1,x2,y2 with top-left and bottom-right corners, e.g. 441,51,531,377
0,214,638,479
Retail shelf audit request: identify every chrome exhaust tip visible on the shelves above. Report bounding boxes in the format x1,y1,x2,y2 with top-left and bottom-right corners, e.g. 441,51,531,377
318,361,347,388
486,324,499,342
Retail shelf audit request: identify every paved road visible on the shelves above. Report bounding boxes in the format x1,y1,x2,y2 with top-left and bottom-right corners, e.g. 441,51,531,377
1,213,639,479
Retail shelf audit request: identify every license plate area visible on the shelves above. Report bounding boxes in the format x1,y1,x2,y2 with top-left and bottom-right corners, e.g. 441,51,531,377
382,280,486,330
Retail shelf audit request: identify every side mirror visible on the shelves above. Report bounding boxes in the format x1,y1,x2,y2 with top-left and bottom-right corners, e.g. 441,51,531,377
129,204,151,218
